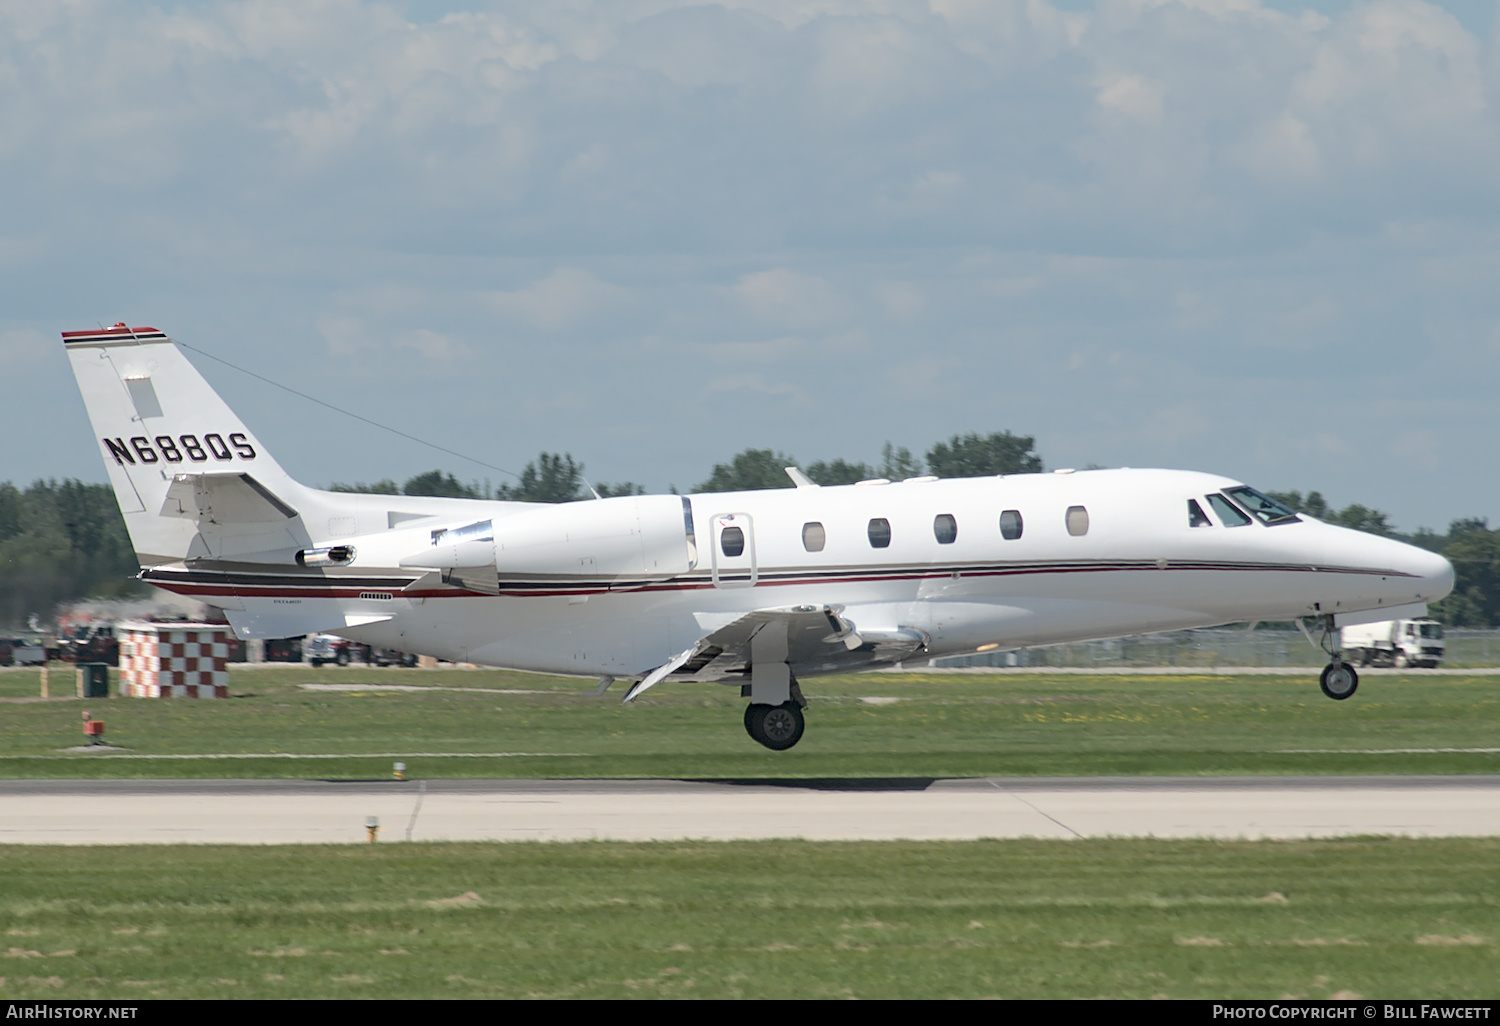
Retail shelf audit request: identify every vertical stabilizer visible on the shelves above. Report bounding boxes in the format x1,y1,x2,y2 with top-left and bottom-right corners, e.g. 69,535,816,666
63,325,305,566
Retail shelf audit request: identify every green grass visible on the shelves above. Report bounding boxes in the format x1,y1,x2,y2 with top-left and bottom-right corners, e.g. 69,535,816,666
0,665,1497,778
0,837,1496,999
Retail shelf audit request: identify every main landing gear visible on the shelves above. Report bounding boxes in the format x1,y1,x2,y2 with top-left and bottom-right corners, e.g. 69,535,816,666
742,675,808,750
1301,614,1359,701
744,701,805,750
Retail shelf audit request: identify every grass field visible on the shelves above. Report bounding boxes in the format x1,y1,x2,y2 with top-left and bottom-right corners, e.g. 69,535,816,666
3,665,1497,1000
1,664,1497,778
1,837,1496,999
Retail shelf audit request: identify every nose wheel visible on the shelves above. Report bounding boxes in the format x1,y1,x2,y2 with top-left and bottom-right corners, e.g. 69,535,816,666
744,702,805,750
1301,614,1361,701
1319,661,1359,700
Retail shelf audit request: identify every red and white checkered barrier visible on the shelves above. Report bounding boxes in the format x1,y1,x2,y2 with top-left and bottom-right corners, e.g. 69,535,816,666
119,622,230,698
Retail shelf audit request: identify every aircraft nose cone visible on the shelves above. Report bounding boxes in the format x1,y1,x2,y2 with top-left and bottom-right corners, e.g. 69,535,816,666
1418,547,1455,603
1384,537,1454,603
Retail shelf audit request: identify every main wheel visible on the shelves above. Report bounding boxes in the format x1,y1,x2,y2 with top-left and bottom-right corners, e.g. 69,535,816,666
1320,662,1358,700
744,702,805,750
1393,652,1409,669
336,650,350,667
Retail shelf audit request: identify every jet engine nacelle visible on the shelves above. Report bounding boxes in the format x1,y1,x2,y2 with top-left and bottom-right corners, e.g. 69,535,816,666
496,494,697,581
401,495,697,582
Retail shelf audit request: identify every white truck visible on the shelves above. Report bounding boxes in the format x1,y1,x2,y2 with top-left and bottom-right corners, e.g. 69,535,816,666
1340,618,1445,668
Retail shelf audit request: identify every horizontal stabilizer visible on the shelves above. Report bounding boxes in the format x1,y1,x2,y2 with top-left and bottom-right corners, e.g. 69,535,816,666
225,609,392,641
160,473,297,524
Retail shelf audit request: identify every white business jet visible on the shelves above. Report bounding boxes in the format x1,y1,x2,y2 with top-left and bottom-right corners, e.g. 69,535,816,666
66,325,1455,749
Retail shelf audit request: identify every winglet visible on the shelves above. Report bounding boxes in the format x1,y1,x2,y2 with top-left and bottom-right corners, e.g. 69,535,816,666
785,467,818,488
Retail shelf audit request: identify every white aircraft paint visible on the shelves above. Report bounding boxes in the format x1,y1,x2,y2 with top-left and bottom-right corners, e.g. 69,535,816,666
64,325,1455,748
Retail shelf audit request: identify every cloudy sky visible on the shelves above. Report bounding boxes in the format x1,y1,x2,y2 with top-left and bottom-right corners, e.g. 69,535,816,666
3,0,1497,532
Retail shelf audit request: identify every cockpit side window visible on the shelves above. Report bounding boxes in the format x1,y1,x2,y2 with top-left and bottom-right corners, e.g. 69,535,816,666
1224,486,1301,525
1207,493,1252,527
1188,499,1212,528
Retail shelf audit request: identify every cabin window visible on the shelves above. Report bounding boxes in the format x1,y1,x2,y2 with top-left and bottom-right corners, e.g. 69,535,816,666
867,517,892,548
1066,505,1089,537
720,525,746,557
1223,486,1301,525
1207,493,1251,527
933,514,957,544
802,522,826,552
999,509,1023,540
1188,499,1212,528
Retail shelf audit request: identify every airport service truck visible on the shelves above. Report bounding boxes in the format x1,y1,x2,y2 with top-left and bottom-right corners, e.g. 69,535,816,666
1340,618,1445,668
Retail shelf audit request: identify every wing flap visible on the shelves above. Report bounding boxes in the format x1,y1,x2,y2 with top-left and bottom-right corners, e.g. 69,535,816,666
623,605,928,700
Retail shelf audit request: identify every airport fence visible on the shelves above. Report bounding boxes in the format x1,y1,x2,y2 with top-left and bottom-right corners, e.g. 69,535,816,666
930,628,1500,669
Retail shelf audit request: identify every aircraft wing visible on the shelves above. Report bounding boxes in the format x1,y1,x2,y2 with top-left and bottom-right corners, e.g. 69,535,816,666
225,607,393,640
623,605,927,702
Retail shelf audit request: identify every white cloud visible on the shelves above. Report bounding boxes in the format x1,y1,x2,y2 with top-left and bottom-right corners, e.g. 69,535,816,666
4,1,1500,529
485,268,633,332
731,268,846,329
1096,73,1165,121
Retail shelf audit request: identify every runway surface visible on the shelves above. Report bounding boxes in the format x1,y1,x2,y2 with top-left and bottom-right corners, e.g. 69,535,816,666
2,776,1498,844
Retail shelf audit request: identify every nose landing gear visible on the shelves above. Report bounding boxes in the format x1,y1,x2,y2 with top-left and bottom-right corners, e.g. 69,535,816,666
1319,660,1359,700
1302,614,1359,701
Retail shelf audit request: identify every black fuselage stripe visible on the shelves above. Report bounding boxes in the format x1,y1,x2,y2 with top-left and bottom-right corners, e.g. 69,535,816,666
142,560,1411,598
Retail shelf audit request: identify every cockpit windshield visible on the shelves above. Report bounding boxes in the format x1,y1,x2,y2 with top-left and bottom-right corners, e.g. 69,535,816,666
1223,487,1301,526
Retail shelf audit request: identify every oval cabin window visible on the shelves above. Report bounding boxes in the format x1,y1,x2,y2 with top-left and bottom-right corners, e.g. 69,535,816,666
933,514,957,545
1065,505,1089,537
867,518,892,549
720,526,745,557
999,509,1023,540
802,522,826,552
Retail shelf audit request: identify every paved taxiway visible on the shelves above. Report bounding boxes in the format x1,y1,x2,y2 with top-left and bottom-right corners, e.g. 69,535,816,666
2,776,1498,844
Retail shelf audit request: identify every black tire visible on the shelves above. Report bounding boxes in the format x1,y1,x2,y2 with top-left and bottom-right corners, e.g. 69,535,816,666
745,702,805,750
310,659,324,668
336,650,350,667
1320,662,1358,701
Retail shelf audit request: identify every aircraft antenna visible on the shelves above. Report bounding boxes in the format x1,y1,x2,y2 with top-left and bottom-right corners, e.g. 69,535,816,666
174,339,522,481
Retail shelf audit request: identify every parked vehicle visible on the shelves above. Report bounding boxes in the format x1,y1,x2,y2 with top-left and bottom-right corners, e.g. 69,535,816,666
306,634,353,667
7,640,48,666
1340,618,1445,668
306,634,416,667
264,637,304,662
57,624,119,666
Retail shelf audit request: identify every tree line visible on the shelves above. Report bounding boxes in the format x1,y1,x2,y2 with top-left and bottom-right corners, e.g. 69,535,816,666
0,480,145,628
329,431,1044,500
6,430,1500,627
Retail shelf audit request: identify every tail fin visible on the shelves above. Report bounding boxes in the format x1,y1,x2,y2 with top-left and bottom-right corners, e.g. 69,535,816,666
64,325,307,566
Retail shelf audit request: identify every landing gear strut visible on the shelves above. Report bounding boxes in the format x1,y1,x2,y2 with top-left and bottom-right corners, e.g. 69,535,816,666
1301,614,1359,701
742,669,807,750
